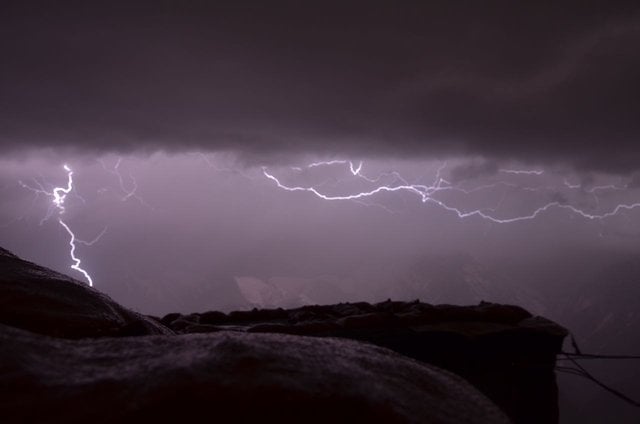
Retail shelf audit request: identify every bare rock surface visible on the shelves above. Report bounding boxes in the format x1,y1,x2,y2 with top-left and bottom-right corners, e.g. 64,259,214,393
0,247,170,338
0,324,509,424
1,245,567,423
162,300,567,424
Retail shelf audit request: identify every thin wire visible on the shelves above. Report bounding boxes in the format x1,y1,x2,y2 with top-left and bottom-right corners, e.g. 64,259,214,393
560,352,640,360
555,333,640,408
559,355,640,408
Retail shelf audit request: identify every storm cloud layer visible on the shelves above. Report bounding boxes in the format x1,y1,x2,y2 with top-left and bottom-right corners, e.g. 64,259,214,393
2,1,640,171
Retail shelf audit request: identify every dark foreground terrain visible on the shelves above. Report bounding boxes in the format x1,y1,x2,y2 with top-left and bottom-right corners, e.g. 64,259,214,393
0,246,567,423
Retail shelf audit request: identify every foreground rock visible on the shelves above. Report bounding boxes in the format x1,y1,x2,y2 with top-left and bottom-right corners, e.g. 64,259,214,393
0,247,170,338
0,324,509,424
0,246,564,423
163,301,568,424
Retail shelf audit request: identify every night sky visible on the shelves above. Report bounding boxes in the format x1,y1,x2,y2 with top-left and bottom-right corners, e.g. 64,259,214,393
1,0,640,304
1,3,640,420
2,2,640,170
2,1,640,293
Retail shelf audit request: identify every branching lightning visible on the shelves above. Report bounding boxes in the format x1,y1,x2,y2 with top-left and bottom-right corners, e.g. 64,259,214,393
11,155,640,289
99,157,154,209
263,161,640,224
19,165,103,286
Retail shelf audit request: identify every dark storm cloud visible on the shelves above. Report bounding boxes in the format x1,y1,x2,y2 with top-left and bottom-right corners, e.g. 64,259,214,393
1,1,640,171
449,160,498,183
628,173,640,188
548,191,569,205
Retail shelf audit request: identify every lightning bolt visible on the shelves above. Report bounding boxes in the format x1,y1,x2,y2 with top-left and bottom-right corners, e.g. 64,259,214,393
263,161,640,225
98,157,154,209
306,159,364,176
19,164,103,286
58,220,94,286
499,168,544,175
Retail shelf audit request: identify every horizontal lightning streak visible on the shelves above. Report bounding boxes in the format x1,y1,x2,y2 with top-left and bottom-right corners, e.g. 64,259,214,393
263,162,640,224
499,169,544,175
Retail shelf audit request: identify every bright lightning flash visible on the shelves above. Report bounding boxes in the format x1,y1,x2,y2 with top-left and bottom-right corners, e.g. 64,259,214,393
263,161,640,224
20,164,100,286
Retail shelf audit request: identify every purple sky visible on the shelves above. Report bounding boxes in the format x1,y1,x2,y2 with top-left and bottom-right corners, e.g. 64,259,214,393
2,2,640,171
3,4,640,420
0,1,639,317
1,153,639,315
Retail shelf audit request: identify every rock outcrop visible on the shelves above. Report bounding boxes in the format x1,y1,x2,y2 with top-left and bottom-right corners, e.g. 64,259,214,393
0,247,170,338
0,323,509,423
162,301,568,424
0,246,567,423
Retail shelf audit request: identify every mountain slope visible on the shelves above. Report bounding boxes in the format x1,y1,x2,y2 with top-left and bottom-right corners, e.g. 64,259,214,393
0,247,170,338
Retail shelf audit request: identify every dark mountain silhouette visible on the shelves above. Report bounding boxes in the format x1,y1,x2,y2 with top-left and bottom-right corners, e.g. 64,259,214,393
0,246,169,338
0,245,513,423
